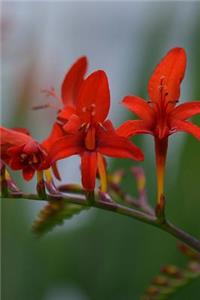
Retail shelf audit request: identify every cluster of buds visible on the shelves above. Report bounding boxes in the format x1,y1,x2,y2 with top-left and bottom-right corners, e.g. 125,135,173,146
1,47,200,209
142,244,200,300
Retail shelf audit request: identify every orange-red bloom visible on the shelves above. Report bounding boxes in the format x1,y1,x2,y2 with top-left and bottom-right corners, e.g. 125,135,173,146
48,70,144,191
58,56,87,122
0,127,51,180
38,56,88,123
118,48,200,140
117,47,200,203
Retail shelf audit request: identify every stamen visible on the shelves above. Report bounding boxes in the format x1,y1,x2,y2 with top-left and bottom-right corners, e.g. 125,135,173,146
90,103,96,116
32,87,62,111
32,154,39,164
98,122,107,131
20,154,27,160
32,103,60,110
81,103,96,116
41,87,56,98
85,123,90,132
41,87,62,104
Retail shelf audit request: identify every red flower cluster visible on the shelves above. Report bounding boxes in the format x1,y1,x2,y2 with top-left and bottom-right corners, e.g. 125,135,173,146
1,47,200,197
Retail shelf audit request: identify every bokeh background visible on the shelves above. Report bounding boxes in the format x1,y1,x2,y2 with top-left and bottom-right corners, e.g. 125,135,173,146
1,1,200,299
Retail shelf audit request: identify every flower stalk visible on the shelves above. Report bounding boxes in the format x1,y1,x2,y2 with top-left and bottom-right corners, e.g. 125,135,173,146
155,137,168,205
1,190,200,253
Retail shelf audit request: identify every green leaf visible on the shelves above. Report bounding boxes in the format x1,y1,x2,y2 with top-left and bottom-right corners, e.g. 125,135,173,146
32,199,88,236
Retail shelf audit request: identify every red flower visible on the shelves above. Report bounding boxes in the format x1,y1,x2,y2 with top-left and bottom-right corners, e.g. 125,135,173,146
118,48,200,140
48,70,144,191
37,56,88,122
58,56,87,121
117,47,200,203
0,127,50,180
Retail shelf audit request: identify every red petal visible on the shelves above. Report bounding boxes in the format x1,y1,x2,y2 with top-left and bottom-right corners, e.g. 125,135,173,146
42,123,65,151
169,101,200,120
122,96,155,126
148,48,186,103
57,106,76,122
12,128,30,135
63,114,82,134
23,167,35,181
76,70,110,123
117,120,152,138
0,126,31,146
61,56,87,107
81,151,97,191
48,134,83,163
9,156,23,170
173,119,200,140
7,144,24,158
97,126,144,161
100,119,115,132
23,140,40,154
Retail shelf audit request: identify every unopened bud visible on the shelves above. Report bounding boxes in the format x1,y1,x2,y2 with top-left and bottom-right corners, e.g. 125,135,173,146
146,286,159,295
109,169,124,185
99,191,114,203
161,265,182,278
152,275,168,286
131,166,146,192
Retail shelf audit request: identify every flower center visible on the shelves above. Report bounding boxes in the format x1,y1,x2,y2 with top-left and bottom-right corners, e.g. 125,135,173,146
20,152,40,168
82,103,96,117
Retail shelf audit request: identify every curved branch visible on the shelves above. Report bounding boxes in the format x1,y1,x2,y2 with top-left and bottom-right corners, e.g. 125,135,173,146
1,192,200,253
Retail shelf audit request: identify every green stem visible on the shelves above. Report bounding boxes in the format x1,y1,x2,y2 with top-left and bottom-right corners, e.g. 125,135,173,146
160,221,200,254
1,193,200,253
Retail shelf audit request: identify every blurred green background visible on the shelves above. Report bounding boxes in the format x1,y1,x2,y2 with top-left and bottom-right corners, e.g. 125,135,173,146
1,2,200,300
